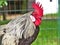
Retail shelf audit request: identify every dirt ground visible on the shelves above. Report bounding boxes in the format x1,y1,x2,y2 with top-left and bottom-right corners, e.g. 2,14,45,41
0,14,57,20
0,14,22,20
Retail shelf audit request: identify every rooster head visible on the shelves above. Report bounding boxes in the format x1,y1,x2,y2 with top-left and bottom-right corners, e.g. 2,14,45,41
31,2,43,26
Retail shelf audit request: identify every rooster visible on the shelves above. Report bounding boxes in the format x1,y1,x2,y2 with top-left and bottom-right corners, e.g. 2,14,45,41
0,2,43,45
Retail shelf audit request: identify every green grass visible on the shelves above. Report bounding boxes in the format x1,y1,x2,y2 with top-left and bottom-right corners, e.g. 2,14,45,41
0,20,10,25
32,19,58,45
0,19,58,45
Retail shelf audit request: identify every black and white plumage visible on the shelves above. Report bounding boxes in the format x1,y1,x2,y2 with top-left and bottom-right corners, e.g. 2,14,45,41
0,2,43,45
0,12,36,45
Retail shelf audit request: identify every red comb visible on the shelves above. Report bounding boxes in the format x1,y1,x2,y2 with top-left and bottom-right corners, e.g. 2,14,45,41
32,2,43,17
32,2,43,26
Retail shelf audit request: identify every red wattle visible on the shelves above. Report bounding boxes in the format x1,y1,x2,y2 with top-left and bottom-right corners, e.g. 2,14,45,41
34,18,41,26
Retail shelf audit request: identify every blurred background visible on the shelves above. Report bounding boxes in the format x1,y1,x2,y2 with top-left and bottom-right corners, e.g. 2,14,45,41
0,0,59,45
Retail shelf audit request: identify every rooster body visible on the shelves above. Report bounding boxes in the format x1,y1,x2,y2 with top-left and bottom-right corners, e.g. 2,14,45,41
0,2,43,45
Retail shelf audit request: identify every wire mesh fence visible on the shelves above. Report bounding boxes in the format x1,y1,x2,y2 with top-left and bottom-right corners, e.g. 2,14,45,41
0,0,59,45
0,0,34,20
